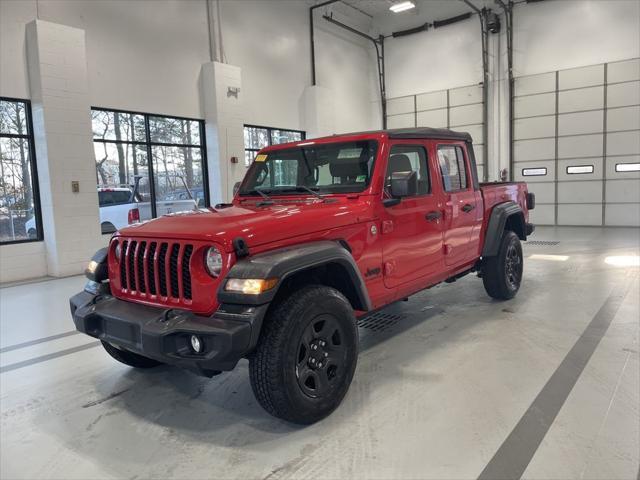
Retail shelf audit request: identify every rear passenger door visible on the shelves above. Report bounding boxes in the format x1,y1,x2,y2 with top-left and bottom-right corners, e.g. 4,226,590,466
437,144,482,267
381,142,445,289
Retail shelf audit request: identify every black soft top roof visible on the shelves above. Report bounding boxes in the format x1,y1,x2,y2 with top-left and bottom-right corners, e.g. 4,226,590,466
385,127,472,142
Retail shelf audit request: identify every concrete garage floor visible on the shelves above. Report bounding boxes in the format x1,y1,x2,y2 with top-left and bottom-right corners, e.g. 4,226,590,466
1,227,638,480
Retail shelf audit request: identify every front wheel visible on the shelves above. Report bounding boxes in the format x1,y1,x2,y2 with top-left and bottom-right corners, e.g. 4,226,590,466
482,230,523,300
249,285,358,424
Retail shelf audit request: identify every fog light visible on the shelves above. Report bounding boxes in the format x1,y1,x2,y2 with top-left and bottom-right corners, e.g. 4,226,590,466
190,335,202,353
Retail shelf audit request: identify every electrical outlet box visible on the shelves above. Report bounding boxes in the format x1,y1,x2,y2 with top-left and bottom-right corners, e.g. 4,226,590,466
71,181,80,193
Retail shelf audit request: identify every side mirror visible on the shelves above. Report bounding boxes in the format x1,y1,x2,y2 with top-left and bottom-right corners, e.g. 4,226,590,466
233,181,241,196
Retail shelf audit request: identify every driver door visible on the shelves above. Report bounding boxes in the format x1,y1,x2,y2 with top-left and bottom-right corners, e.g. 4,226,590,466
381,142,445,289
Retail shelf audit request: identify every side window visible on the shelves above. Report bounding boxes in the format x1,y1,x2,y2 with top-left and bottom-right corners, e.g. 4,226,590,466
438,145,468,192
386,145,430,195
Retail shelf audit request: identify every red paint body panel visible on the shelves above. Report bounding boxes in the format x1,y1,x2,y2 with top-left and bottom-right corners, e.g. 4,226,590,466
108,131,531,316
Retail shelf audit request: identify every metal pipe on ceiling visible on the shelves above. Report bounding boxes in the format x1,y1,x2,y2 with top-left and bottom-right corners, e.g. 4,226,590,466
310,0,340,86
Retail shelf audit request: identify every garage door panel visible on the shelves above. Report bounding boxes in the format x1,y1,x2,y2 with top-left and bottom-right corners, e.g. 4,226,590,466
514,116,555,140
416,108,446,128
514,138,555,161
514,160,555,182
451,124,482,143
558,181,602,203
526,181,555,203
606,130,640,156
558,110,603,136
416,90,447,111
607,106,640,132
606,155,640,179
515,72,556,96
476,165,484,181
387,113,415,129
386,97,414,116
605,203,640,226
558,158,603,181
449,85,482,106
605,179,640,203
557,204,602,225
514,93,555,118
607,81,640,108
558,86,604,113
558,134,602,159
529,205,555,225
559,64,604,90
449,104,482,126
608,59,640,83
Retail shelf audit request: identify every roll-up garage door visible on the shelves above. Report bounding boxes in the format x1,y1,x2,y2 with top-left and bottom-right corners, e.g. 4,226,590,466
386,84,486,181
514,58,640,226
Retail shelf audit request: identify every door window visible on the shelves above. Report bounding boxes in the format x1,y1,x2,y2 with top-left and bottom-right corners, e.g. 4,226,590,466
437,146,468,192
386,145,430,195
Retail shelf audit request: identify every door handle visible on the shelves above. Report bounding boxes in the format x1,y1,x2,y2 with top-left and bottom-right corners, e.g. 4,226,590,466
462,203,475,213
426,211,442,222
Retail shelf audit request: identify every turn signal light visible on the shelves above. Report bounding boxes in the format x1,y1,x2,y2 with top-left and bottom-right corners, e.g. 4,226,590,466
224,278,278,295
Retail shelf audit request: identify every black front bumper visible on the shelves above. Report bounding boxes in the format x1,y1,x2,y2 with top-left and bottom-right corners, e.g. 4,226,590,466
70,286,269,376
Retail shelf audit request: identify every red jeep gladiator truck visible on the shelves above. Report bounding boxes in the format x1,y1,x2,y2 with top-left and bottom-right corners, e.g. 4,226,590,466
72,127,535,424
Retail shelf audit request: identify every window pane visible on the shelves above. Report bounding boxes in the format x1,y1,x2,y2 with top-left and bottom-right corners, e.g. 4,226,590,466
522,167,547,176
92,110,144,142
615,163,640,172
149,116,201,146
0,100,28,136
0,136,39,241
456,146,468,189
567,165,594,174
438,146,465,191
245,150,256,168
271,129,303,145
244,127,269,150
152,146,204,211
387,145,430,195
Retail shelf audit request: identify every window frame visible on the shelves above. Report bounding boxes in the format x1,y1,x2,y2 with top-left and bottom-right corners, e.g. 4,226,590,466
91,106,210,225
0,96,44,246
436,144,470,193
244,124,306,168
386,143,432,197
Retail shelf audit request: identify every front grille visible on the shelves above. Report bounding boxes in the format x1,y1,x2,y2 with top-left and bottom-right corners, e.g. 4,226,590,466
119,239,194,303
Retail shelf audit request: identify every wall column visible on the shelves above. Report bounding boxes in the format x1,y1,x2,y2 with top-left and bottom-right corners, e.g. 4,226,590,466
25,19,102,277
200,61,244,204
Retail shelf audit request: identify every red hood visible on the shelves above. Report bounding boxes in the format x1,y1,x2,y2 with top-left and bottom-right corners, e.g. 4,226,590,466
116,196,375,252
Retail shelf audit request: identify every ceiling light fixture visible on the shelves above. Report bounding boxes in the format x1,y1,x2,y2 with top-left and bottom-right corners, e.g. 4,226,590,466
390,1,415,13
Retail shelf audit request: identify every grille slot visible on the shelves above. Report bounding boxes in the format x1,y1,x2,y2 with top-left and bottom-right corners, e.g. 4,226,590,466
158,243,168,297
169,244,180,298
127,241,137,291
182,245,193,300
147,242,157,295
136,241,147,294
120,240,128,288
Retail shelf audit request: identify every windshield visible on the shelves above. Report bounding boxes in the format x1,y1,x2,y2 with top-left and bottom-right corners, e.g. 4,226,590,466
239,140,378,196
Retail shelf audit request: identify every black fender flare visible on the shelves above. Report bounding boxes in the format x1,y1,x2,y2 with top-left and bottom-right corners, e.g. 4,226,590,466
217,240,372,311
482,202,526,257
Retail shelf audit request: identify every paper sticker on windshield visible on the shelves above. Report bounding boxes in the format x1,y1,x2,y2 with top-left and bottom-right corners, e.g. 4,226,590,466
255,154,267,162
356,175,366,182
337,148,362,159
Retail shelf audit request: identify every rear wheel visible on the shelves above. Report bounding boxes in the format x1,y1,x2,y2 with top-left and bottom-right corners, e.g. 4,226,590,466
482,230,523,300
249,285,358,424
101,340,162,368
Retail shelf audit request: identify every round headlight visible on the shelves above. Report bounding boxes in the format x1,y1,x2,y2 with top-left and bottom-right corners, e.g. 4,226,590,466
205,246,223,277
115,243,121,261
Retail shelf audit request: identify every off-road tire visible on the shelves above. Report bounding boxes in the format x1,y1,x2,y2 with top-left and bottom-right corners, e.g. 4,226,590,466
101,340,163,368
482,230,523,300
249,285,358,424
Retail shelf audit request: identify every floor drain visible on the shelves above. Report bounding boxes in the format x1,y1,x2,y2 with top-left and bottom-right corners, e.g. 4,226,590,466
357,312,404,332
526,240,560,246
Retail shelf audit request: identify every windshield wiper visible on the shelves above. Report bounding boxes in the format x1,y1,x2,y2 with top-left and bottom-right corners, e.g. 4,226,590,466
285,186,329,202
242,189,274,206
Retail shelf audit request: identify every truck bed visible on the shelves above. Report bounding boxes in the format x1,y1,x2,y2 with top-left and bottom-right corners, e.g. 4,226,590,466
480,181,531,225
